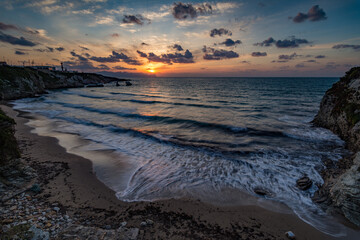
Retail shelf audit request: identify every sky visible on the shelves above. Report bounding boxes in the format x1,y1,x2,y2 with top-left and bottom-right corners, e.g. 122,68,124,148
0,0,359,77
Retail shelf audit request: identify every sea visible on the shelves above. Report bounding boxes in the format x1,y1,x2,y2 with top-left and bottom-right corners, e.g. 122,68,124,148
13,77,350,236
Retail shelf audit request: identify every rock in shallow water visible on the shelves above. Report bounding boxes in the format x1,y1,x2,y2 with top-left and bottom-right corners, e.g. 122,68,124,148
296,176,312,190
253,187,274,197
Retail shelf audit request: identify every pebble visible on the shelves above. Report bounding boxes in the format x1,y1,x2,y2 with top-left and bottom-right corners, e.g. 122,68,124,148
53,207,60,212
140,221,147,227
285,231,296,239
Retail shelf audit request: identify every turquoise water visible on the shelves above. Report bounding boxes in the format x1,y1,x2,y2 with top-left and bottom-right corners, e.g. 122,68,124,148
14,77,349,236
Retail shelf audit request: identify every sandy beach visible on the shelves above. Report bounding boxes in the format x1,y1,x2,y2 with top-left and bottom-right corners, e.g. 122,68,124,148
2,104,359,239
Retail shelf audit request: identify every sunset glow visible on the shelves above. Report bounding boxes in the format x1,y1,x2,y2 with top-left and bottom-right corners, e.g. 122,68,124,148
0,0,359,78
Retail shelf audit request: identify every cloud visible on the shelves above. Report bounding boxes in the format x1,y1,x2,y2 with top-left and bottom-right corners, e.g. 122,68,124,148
254,36,310,48
0,22,18,31
219,38,241,47
251,52,267,57
98,64,110,70
305,60,316,63
79,46,89,51
172,44,183,51
332,44,360,51
314,55,325,58
122,15,150,25
89,51,142,65
172,2,212,20
28,1,74,15
137,49,194,64
202,46,239,60
295,63,305,68
0,31,37,46
15,50,27,55
210,28,232,37
55,47,65,51
111,33,119,38
141,42,149,46
113,66,136,70
254,37,275,47
278,52,300,60
292,5,327,23
34,46,55,52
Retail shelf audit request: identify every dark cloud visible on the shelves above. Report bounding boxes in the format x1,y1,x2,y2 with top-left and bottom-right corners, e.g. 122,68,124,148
251,52,267,57
254,36,309,48
314,55,325,58
172,44,183,51
122,15,150,25
141,42,149,46
15,50,27,55
34,47,54,53
219,39,241,47
202,46,239,60
278,52,300,60
111,33,119,38
0,22,18,31
137,49,194,64
0,31,37,46
253,37,275,47
89,56,119,63
172,2,212,20
295,63,305,68
70,51,88,61
332,44,360,51
98,64,110,70
305,60,316,63
136,50,147,58
210,28,232,37
241,60,250,64
56,47,65,52
292,5,327,23
113,66,137,70
79,46,89,51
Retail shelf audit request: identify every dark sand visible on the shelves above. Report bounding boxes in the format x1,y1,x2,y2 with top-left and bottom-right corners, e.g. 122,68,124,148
1,104,359,239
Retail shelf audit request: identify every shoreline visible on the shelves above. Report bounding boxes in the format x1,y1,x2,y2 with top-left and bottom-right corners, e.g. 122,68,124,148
1,103,359,239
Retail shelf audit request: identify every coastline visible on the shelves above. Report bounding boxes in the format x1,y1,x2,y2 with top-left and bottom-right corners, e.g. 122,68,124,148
1,104,358,239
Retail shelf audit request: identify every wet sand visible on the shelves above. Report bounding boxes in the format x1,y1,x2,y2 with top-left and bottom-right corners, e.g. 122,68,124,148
1,104,358,239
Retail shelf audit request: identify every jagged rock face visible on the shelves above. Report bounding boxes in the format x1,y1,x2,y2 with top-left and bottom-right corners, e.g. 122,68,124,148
0,66,121,100
313,67,360,226
330,152,360,226
313,67,360,152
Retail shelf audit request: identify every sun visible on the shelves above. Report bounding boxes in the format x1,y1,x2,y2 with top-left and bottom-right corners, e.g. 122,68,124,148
148,69,155,73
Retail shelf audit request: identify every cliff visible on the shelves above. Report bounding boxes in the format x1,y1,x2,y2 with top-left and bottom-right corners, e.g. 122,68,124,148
0,109,20,166
0,66,123,100
313,67,360,226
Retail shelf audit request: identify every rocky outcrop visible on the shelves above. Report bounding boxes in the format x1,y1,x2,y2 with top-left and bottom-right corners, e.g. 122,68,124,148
330,152,360,226
313,67,360,151
0,109,20,165
313,67,360,226
0,66,124,100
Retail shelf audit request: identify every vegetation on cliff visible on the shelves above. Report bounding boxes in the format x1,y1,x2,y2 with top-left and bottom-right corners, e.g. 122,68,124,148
313,66,360,226
0,109,20,166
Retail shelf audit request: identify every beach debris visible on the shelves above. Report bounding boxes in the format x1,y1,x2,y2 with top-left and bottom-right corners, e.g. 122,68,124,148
30,183,41,193
296,176,312,190
285,231,296,239
253,186,274,197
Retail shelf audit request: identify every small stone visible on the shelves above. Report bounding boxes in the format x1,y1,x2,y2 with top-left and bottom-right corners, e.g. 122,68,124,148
285,231,296,239
104,225,111,230
140,221,147,227
120,221,127,227
146,219,154,225
45,223,52,228
253,187,274,197
296,176,312,190
53,207,60,212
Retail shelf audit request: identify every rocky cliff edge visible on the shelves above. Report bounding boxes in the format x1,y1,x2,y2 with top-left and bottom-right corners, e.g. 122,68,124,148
313,67,360,226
